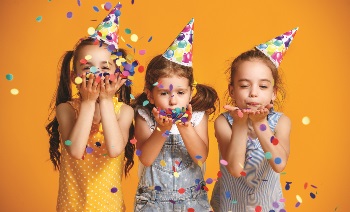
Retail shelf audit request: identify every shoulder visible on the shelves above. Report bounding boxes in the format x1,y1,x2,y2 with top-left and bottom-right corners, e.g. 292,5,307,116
120,104,134,115
214,113,230,130
56,102,75,115
275,114,291,132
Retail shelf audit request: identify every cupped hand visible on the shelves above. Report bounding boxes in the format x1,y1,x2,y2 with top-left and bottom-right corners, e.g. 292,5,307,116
99,73,127,100
78,73,100,102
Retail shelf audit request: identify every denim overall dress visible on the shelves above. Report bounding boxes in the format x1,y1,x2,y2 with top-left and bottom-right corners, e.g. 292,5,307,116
134,108,211,212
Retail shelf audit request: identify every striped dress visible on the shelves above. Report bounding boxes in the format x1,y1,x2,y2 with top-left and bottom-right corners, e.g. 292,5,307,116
211,110,285,212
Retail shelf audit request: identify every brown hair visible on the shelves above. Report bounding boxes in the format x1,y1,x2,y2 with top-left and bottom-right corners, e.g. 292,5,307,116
133,55,218,116
226,49,286,110
46,37,135,176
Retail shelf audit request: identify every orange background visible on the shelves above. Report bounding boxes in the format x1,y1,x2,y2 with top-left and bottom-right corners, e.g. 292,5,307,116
0,0,349,211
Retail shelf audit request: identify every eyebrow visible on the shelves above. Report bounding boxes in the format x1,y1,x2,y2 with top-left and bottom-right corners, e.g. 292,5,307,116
238,79,271,83
80,61,113,66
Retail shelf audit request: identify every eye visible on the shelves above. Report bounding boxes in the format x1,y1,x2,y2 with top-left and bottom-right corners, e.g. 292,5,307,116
160,92,169,96
260,85,268,89
240,84,249,88
178,91,185,95
83,66,91,70
101,66,110,70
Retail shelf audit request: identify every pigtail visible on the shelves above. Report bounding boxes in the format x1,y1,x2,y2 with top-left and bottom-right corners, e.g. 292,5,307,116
190,83,219,117
46,50,74,170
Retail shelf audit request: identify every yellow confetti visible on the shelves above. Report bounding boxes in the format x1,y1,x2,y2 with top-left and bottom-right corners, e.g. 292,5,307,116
87,27,95,35
130,34,139,42
174,172,179,178
302,116,310,125
160,160,166,167
296,195,302,203
120,36,125,42
85,55,92,60
156,127,161,131
110,55,118,60
198,160,203,167
10,88,19,95
238,162,244,168
75,77,83,84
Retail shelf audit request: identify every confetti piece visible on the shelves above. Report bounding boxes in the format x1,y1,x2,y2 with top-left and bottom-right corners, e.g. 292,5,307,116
169,200,175,204
274,157,282,164
255,206,262,212
138,65,145,73
217,171,222,178
178,188,185,194
120,36,125,42
295,202,301,207
75,77,83,84
139,49,146,55
10,88,19,95
64,140,72,146
130,94,135,99
126,44,133,48
311,184,318,188
104,2,112,10
6,74,13,81
220,159,228,166
95,142,101,147
130,138,137,144
225,191,231,198
131,34,138,42
87,27,95,35
304,182,308,189
265,152,272,160
111,187,118,193
174,172,179,178
279,209,286,212
131,0,135,4
232,200,238,204
238,162,244,168
197,160,203,167
142,100,149,106
302,116,310,125
90,66,97,73
206,178,213,184
93,6,99,12
271,136,279,145
66,12,73,19
156,127,161,131
195,155,202,159
279,198,286,202
148,36,153,42
85,55,92,60
136,149,141,156
80,59,87,64
259,124,266,131
86,147,93,154
77,0,81,6
310,192,316,199
285,182,292,190
188,208,194,212
160,160,166,167
296,195,302,203
125,28,131,34
272,201,279,208
36,16,42,22
240,171,247,176
155,186,161,191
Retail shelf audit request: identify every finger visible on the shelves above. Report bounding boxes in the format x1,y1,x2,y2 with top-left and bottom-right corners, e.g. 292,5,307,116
88,74,94,88
82,73,87,88
266,103,273,110
104,74,110,88
93,78,99,91
223,105,240,111
100,78,105,92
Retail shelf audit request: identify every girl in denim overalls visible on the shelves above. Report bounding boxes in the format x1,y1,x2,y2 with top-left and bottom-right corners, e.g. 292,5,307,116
132,19,218,212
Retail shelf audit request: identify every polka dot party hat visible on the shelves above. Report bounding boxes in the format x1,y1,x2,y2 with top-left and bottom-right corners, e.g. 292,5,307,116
162,18,194,67
89,3,122,52
255,27,299,68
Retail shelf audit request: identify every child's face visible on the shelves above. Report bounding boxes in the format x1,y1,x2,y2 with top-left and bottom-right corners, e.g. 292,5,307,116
147,76,192,110
229,60,276,111
75,44,116,76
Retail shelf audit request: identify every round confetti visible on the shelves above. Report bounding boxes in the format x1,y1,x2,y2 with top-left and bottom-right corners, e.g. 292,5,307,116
279,209,286,212
111,187,118,193
160,160,166,167
139,49,146,55
90,66,97,73
206,178,213,184
130,138,137,144
188,208,194,212
272,201,279,208
302,116,310,125
36,16,42,22
93,6,99,12
125,28,131,34
136,149,141,156
271,137,279,145
174,172,179,178
6,74,13,81
259,124,267,131
87,27,95,35
86,147,93,154
265,152,272,160
85,55,92,60
130,34,138,42
155,186,161,191
80,58,88,64
66,11,73,19
255,205,262,212
220,159,228,166
296,194,303,203
142,100,149,106
138,65,145,73
104,2,112,10
10,88,19,95
178,188,185,194
75,77,83,84
310,192,316,199
64,140,72,146
225,191,231,198
274,157,282,164
240,171,247,176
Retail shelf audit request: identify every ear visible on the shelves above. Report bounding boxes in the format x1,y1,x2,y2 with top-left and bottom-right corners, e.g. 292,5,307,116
145,89,155,104
228,84,235,99
272,87,277,101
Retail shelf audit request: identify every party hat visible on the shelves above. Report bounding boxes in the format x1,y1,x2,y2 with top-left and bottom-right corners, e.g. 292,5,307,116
89,3,122,52
162,18,194,67
255,27,299,68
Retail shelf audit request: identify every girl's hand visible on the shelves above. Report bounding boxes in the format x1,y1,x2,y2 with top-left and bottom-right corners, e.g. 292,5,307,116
177,104,193,127
223,105,250,123
248,104,273,123
99,73,126,101
152,107,173,130
78,73,100,102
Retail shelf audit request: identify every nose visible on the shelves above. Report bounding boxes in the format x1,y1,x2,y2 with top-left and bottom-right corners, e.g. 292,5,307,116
169,94,177,106
249,86,258,98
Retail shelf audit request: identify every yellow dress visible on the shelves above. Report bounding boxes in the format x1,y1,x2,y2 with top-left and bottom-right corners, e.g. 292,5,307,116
57,97,125,212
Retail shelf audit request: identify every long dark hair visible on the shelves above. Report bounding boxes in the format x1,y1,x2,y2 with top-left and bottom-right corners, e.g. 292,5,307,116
46,38,135,176
132,55,218,116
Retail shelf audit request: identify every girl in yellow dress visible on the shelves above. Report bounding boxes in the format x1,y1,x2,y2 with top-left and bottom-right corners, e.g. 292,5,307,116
46,4,135,211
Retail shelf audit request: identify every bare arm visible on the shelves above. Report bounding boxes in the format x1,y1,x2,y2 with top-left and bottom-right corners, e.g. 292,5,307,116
177,111,209,163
